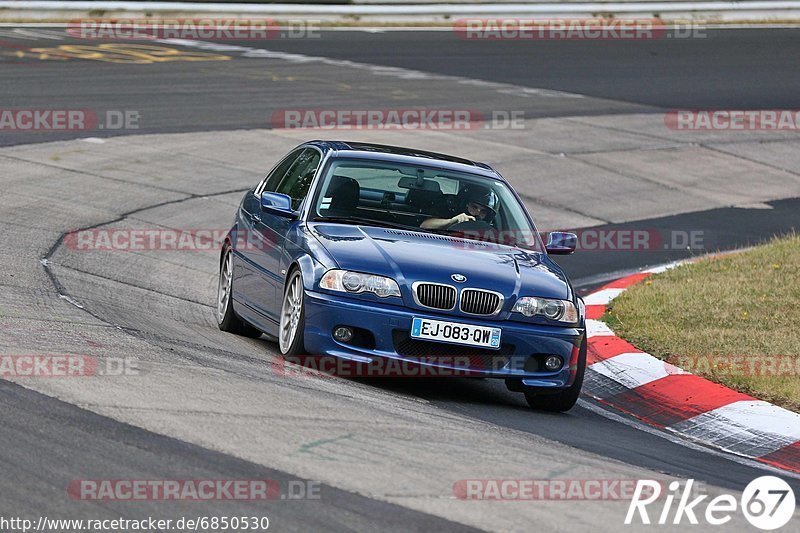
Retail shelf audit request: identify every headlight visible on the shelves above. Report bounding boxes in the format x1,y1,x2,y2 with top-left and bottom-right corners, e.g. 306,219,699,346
320,269,401,298
512,296,578,323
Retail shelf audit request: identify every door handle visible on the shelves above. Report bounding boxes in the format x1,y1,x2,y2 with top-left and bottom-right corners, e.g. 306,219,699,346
251,213,261,223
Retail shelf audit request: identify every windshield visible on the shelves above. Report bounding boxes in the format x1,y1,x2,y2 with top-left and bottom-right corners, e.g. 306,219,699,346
311,158,542,251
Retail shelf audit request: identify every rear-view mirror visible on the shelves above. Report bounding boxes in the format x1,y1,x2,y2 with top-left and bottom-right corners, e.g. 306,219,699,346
398,176,439,191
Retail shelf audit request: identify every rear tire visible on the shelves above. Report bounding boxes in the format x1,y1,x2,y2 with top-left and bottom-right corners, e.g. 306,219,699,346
217,246,262,338
524,339,586,412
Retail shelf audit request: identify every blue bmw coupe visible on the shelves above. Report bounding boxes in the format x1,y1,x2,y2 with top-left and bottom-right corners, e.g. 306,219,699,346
217,141,586,411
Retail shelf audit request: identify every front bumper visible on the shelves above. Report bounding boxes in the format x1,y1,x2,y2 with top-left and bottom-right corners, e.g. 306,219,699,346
302,290,585,387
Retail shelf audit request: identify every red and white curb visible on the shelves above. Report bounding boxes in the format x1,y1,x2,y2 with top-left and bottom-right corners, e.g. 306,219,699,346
582,264,800,474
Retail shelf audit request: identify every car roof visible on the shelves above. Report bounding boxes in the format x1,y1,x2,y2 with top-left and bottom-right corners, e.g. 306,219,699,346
302,140,503,180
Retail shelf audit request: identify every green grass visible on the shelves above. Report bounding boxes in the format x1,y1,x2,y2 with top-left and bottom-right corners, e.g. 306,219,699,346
604,233,800,411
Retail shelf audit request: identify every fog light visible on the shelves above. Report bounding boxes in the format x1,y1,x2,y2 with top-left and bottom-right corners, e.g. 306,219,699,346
544,355,562,371
333,327,353,343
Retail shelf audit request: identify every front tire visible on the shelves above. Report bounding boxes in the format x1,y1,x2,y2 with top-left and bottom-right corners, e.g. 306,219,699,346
217,246,262,338
278,269,306,356
524,339,586,412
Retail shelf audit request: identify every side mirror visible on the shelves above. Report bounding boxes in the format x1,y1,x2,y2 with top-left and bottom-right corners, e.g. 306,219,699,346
261,192,297,219
545,231,577,255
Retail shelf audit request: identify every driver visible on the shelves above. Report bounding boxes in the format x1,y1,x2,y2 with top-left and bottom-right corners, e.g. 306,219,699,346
421,184,498,230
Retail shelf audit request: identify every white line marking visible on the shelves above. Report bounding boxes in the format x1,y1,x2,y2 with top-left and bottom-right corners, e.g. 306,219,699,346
58,294,84,309
586,318,614,338
644,260,686,274
0,28,65,40
583,287,624,306
577,399,800,480
684,401,800,441
156,38,586,100
590,352,686,388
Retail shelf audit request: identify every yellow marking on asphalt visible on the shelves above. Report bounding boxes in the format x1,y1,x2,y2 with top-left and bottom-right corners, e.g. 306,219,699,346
199,67,294,82
0,49,68,61
389,89,419,100
25,44,230,64
197,67,352,90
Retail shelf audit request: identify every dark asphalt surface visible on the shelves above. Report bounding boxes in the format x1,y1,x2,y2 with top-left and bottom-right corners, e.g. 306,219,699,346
1,27,799,146
255,28,800,109
2,26,799,530
0,380,481,532
560,196,800,291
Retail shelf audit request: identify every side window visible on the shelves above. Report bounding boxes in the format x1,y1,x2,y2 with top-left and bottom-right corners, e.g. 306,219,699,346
276,148,321,209
259,148,304,194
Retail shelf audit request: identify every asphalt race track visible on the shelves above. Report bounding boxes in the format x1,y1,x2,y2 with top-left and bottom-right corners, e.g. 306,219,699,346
1,26,800,531
3,27,800,146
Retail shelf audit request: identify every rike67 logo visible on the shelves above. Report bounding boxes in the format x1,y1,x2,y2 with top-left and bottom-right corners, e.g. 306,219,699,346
626,477,796,530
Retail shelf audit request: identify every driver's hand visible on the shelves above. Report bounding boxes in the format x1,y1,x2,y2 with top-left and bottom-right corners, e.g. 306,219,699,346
449,213,475,225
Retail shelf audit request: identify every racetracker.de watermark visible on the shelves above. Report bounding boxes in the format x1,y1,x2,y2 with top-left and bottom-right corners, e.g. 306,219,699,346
543,229,705,251
271,109,526,130
453,479,669,500
453,18,706,40
64,228,271,252
671,354,800,377
275,354,511,378
665,109,800,130
67,18,320,40
1,516,269,533
0,109,139,132
450,229,706,252
64,228,707,253
67,479,321,500
0,355,138,377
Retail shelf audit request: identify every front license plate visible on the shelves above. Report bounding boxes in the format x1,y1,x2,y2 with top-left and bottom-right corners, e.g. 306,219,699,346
410,317,501,349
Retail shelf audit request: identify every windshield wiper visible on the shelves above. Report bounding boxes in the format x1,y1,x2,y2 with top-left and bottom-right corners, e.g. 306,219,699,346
312,216,420,231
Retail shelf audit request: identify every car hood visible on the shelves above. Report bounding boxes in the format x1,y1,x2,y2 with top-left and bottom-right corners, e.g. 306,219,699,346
309,223,570,301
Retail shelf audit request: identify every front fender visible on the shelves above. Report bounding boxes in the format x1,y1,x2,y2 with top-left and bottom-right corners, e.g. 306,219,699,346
291,254,327,292
283,222,336,293
220,226,237,265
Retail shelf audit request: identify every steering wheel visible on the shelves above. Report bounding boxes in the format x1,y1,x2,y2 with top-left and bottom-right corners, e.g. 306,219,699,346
447,219,490,231
447,220,497,240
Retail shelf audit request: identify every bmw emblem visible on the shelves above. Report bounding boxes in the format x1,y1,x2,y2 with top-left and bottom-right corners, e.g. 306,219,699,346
451,274,467,283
